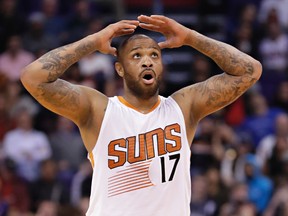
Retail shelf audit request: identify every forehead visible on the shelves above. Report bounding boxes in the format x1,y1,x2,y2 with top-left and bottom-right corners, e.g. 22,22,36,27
125,37,160,52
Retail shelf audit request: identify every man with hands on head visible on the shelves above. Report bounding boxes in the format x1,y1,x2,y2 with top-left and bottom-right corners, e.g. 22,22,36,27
21,15,262,216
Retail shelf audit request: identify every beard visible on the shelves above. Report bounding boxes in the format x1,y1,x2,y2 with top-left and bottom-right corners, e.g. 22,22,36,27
124,72,161,99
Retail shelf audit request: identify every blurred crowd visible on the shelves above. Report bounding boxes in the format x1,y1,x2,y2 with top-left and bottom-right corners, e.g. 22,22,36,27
1,0,288,215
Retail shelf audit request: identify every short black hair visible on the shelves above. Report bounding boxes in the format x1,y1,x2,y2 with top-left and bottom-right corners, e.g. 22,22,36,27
116,34,155,62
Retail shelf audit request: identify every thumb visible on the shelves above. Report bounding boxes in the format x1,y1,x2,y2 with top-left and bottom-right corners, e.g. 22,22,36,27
108,47,117,56
158,41,170,49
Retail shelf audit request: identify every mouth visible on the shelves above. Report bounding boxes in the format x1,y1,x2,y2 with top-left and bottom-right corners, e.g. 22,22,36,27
141,69,155,85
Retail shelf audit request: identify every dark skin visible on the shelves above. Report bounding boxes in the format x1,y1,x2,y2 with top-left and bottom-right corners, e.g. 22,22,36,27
20,15,262,153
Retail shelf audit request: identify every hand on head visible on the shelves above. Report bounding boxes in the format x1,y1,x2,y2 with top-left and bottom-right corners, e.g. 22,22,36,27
138,15,190,49
96,20,140,56
97,15,190,56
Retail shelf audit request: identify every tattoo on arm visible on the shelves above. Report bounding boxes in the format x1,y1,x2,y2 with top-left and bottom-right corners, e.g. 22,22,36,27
193,74,257,109
35,79,81,112
38,40,94,82
193,33,255,76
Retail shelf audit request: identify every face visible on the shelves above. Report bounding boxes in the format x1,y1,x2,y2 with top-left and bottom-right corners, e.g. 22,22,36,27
116,37,163,99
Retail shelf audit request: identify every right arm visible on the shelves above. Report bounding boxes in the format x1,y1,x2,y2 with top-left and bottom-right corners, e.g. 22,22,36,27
138,15,262,143
21,20,139,151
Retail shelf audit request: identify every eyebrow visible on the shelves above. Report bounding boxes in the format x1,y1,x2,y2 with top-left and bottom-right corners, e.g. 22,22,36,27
129,46,160,53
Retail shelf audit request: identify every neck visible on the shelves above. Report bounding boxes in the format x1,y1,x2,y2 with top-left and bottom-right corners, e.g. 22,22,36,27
121,93,159,114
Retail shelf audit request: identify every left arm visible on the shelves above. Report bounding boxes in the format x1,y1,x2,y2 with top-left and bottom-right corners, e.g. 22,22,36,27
138,15,262,140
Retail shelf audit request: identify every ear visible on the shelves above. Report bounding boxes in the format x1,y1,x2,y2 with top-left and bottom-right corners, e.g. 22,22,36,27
115,62,124,77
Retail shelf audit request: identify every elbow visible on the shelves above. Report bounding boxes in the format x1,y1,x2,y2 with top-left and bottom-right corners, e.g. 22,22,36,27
20,66,29,87
20,65,36,92
253,60,262,81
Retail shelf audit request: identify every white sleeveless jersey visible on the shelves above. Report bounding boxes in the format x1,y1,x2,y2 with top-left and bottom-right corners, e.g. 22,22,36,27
86,96,191,216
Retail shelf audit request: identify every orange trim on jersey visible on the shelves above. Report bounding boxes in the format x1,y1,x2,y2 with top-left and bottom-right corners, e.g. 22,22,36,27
108,180,153,197
88,152,95,168
109,182,154,197
108,159,153,197
117,96,160,114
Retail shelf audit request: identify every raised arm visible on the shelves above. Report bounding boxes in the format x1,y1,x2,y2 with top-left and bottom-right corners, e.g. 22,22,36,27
21,20,139,126
138,15,262,136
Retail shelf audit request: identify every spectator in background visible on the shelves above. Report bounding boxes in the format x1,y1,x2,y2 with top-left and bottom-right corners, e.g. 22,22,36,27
190,54,213,84
219,183,251,216
256,113,288,170
205,167,229,215
65,0,94,43
0,0,27,53
238,202,257,216
258,0,288,30
243,153,273,214
258,16,288,72
4,80,39,118
239,91,283,148
258,18,288,102
273,80,288,113
0,158,31,215
0,93,15,144
22,12,59,55
29,159,70,213
228,3,260,58
78,18,116,96
70,161,92,207
266,134,288,185
220,133,254,187
191,117,217,176
49,116,86,172
232,21,258,58
2,108,52,182
263,152,288,216
190,174,217,216
40,0,67,44
0,35,35,81
35,200,58,216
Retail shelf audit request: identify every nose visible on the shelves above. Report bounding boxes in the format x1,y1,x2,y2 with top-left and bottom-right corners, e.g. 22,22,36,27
141,56,153,68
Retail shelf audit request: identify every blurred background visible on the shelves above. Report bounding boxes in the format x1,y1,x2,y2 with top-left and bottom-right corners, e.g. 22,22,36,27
1,0,288,215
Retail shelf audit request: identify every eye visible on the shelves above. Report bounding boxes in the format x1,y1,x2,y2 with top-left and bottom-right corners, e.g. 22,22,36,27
151,52,159,58
133,53,141,59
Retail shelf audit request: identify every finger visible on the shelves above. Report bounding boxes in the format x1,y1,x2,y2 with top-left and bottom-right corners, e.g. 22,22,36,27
138,15,165,25
139,23,161,32
115,29,135,37
107,47,117,56
150,15,173,26
119,20,139,27
117,23,138,30
158,41,170,49
120,20,140,25
150,15,169,22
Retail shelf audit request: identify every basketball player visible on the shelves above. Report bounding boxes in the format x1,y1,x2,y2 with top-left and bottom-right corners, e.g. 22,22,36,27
20,15,262,216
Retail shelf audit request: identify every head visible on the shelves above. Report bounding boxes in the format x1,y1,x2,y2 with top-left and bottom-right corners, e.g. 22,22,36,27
247,92,268,115
56,116,75,132
191,174,208,202
40,159,57,181
0,0,16,15
41,0,58,17
36,201,58,216
115,34,163,99
244,153,261,178
7,35,22,54
275,113,288,137
15,108,34,131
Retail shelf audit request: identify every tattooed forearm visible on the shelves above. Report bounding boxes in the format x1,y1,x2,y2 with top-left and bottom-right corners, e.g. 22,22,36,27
187,31,257,77
35,79,81,112
38,39,95,82
194,74,257,109
177,30,262,121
